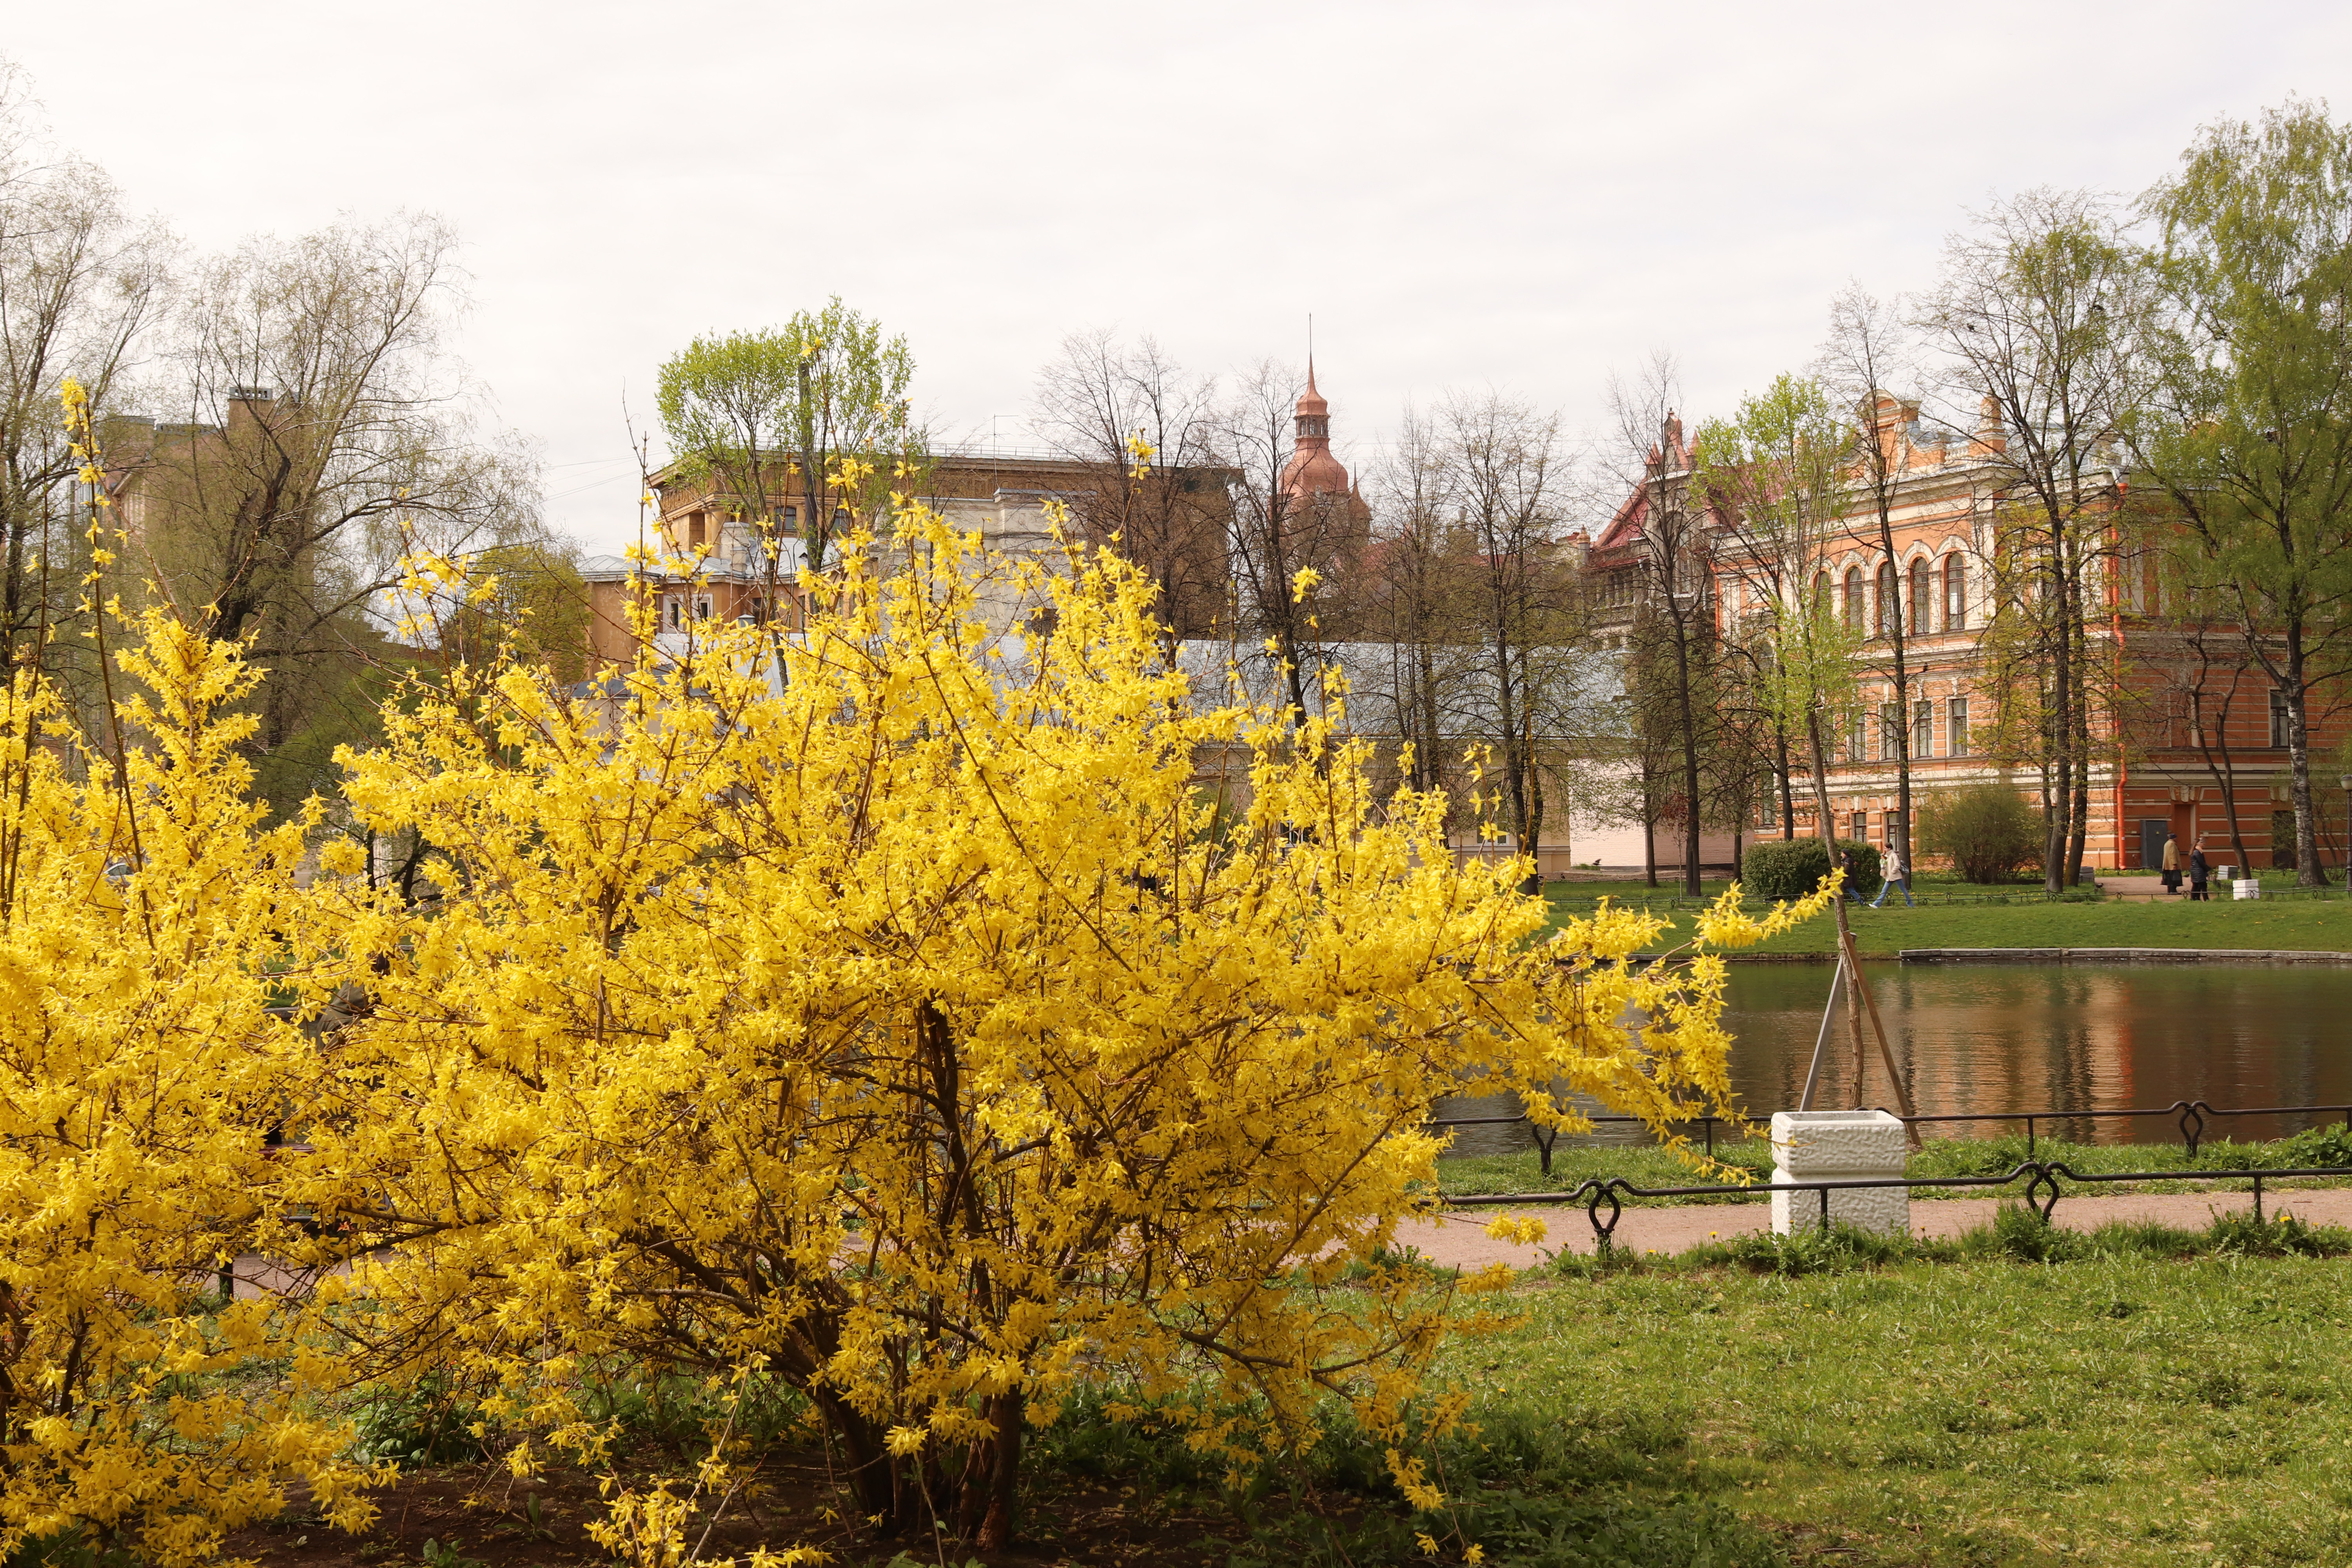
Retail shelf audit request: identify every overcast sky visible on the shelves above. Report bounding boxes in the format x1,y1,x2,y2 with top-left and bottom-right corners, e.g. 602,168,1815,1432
11,2,2352,553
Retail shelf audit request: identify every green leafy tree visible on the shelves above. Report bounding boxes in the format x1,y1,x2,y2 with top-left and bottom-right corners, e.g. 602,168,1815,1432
441,539,590,684
1918,191,2138,891
1692,376,1866,867
656,298,919,586
2129,100,2352,886
1693,375,1888,1020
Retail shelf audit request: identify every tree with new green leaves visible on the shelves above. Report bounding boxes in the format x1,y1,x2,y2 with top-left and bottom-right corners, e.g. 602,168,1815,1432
655,298,919,587
1692,374,1865,859
1693,371,1891,1053
1820,285,1926,869
439,537,590,683
1606,353,1718,896
1917,190,2139,891
2129,99,2352,887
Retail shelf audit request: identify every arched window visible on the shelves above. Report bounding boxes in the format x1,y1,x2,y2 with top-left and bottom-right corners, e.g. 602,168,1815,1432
1842,567,1863,629
1813,571,1831,615
1909,557,1930,636
1943,554,1968,630
1875,561,1897,635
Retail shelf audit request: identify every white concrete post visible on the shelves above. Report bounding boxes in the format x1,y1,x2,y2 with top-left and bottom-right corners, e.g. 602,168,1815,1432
1771,1109,1909,1236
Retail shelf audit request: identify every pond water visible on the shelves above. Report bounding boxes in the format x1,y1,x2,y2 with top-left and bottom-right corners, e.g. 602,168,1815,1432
1435,962,2352,1153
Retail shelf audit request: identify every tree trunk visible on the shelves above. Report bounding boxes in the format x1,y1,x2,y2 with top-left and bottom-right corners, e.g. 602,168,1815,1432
2190,685,2254,873
2043,535,2074,894
1776,723,1797,841
1642,778,1659,889
1870,512,1912,870
1673,611,1703,898
2287,671,2328,887
2065,555,2092,886
978,1389,1024,1550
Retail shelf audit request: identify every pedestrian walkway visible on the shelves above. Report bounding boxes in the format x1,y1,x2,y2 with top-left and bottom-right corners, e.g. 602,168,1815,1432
1397,1186,2352,1271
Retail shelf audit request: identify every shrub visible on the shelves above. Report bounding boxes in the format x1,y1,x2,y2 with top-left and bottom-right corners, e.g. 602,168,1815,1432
1917,781,2042,884
308,511,1843,1554
1740,837,1879,900
2279,1120,2352,1167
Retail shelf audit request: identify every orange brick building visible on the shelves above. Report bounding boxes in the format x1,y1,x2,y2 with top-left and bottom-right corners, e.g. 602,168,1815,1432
1592,400,2352,874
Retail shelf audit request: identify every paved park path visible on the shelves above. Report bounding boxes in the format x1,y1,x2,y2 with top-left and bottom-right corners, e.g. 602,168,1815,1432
1399,1186,2352,1271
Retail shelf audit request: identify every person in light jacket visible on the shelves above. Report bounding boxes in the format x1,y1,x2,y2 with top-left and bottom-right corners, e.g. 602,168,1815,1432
2161,831,2181,895
1868,843,1913,907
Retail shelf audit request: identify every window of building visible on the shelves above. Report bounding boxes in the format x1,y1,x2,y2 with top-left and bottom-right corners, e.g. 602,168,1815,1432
1843,566,1863,629
686,511,706,549
1909,557,1930,637
2270,689,2291,748
664,596,683,630
1943,554,1967,630
1850,810,1869,844
694,594,714,621
1948,696,1970,757
1875,561,1897,635
1914,699,1933,759
1758,788,1779,830
1880,701,1901,760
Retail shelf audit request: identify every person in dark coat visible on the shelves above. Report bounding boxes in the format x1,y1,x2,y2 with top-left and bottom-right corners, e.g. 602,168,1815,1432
2188,836,2211,902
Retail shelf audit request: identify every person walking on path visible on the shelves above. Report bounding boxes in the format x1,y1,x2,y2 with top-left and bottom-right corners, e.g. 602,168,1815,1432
2189,836,2211,901
1869,843,1913,907
2162,831,2181,895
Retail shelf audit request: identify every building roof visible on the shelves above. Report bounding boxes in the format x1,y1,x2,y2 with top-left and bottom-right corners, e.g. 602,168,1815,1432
1278,361,1353,499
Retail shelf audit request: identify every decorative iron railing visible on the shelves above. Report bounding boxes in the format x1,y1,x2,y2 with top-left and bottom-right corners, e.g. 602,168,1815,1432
1429,1098,2352,1171
1441,1160,2352,1252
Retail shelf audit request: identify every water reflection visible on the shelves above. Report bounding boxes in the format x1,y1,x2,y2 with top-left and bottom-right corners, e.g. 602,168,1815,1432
1435,962,2352,1152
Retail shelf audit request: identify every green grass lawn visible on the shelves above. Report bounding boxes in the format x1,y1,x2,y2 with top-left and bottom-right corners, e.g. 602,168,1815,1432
1436,1238,2352,1565
1745,897,2352,956
1036,1212,2352,1567
1543,883,2352,956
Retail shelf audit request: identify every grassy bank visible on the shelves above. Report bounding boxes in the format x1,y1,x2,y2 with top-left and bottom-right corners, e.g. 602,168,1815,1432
1436,1123,2352,1203
1744,896,2352,956
1542,884,2352,956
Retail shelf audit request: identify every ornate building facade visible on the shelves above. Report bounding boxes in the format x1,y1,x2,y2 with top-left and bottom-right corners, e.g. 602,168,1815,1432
1592,399,2352,875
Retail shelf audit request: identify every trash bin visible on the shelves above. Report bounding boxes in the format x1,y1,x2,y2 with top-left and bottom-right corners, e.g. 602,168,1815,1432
1770,1109,1908,1236
2234,878,2261,900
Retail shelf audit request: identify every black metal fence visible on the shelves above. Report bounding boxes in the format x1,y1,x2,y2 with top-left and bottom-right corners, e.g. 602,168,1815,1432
1440,1158,2352,1252
1429,1098,2352,1171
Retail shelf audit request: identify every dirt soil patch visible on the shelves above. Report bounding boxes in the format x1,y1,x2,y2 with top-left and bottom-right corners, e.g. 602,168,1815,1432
225,1448,1295,1567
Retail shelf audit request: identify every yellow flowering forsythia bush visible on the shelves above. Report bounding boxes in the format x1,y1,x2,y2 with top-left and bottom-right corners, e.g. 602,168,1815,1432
281,510,1828,1553
0,381,1831,1560
0,615,374,1564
